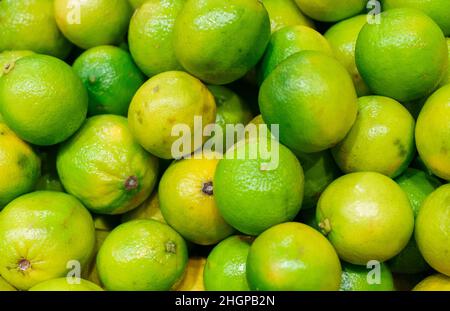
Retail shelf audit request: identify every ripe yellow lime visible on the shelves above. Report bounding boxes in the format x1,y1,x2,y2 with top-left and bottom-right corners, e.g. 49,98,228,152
128,71,216,159
29,278,103,291
340,262,394,291
261,0,314,33
294,0,366,22
247,222,342,290
128,0,185,77
316,172,414,265
121,191,166,224
54,0,133,49
413,274,450,291
176,257,206,291
0,51,34,78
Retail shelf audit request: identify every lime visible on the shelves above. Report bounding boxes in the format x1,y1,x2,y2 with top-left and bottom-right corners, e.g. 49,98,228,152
128,0,185,77
159,155,234,245
440,38,450,87
261,0,314,33
259,51,358,154
0,0,72,59
332,96,415,178
382,0,450,36
340,262,394,291
247,222,341,291
0,122,41,208
258,25,333,82
203,235,252,291
54,0,132,49
173,0,270,85
0,54,88,146
356,8,448,102
0,276,16,291
97,219,188,291
214,139,304,236
416,84,450,180
415,184,450,276
294,0,366,22
324,15,370,96
0,191,95,290
316,172,414,265
176,257,206,291
0,51,34,78
57,115,159,215
29,278,103,291
73,46,145,116
413,274,450,291
128,71,216,159
121,191,166,224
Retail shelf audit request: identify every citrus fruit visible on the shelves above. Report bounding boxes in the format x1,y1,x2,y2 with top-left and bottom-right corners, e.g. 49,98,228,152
97,219,188,291
247,222,341,291
87,226,112,287
294,0,366,22
355,8,448,102
413,274,450,291
0,276,16,291
176,257,206,291
73,46,145,116
57,115,159,215
128,71,216,159
382,0,450,36
0,50,34,78
0,122,41,208
259,51,358,154
128,0,185,77
261,0,314,33
416,84,450,180
389,168,441,274
0,191,95,290
54,0,133,49
440,38,450,87
258,25,333,82
415,184,450,276
121,191,166,224
29,278,103,291
173,0,271,85
0,0,72,59
203,235,252,291
214,139,304,236
159,155,234,245
332,96,415,178
316,172,414,265
324,15,370,96
0,54,88,146
340,262,394,291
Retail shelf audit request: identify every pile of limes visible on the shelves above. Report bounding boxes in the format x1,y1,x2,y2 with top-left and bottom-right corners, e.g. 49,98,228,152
0,0,449,292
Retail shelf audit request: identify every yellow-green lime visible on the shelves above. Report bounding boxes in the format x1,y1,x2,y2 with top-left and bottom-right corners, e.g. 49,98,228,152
128,0,185,77
262,0,314,33
57,115,159,215
340,262,394,291
0,51,34,78
97,219,188,291
121,191,165,224
29,278,103,291
176,257,206,291
0,191,95,290
294,0,366,22
356,8,448,102
0,54,88,146
54,0,133,49
73,46,145,116
316,172,414,265
173,0,271,85
259,51,358,154
247,222,342,291
440,38,450,86
128,71,216,159
413,274,450,291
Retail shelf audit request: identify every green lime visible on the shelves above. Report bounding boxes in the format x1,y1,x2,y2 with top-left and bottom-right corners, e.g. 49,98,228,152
173,0,270,84
316,172,414,265
73,46,145,116
259,51,358,154
0,191,95,290
356,8,448,102
0,0,72,59
324,15,370,96
332,96,415,178
54,0,132,49
128,0,185,77
29,278,103,291
294,0,366,22
128,71,216,159
416,84,450,180
413,274,450,291
0,54,88,146
262,0,314,33
0,50,34,78
57,115,159,215
121,191,166,224
214,139,304,236
247,222,341,290
97,219,188,291
203,235,252,291
258,25,333,82
340,262,394,291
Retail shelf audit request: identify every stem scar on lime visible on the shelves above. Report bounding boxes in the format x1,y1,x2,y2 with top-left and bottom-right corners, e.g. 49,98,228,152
165,241,177,254
202,181,214,196
18,259,31,272
124,176,139,191
319,218,332,235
